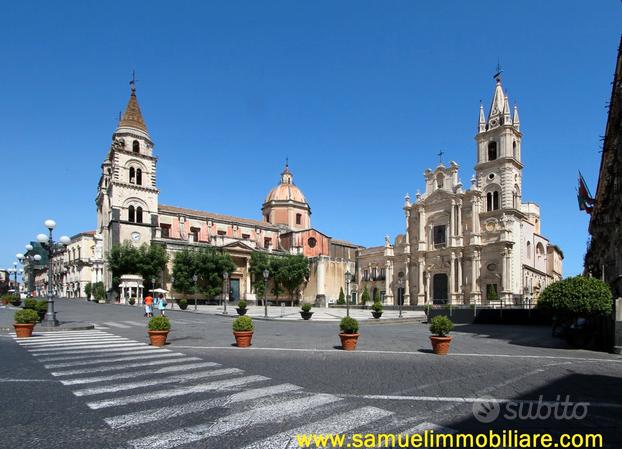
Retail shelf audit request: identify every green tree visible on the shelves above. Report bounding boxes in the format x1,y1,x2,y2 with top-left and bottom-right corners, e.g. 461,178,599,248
337,287,345,305
138,244,169,290
361,285,370,304
92,282,106,301
538,276,612,317
373,288,381,303
269,256,285,301
195,247,236,299
171,249,198,298
107,242,168,293
277,254,309,305
249,251,271,300
84,282,92,300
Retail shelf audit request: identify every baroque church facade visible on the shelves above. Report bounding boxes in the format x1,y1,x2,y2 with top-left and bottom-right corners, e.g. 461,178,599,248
94,75,562,305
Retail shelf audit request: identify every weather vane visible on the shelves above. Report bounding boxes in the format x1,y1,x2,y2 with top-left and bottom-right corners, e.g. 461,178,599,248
437,149,444,164
130,70,138,93
493,59,503,82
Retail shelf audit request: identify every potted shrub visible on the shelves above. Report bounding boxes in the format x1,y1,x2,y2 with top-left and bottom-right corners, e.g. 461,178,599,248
232,315,254,347
429,315,454,355
14,309,39,338
10,295,21,307
177,298,188,310
361,286,370,306
35,300,48,322
148,316,171,347
1,295,12,306
339,316,360,350
236,300,248,316
128,297,136,306
23,298,37,310
371,301,383,319
300,303,313,320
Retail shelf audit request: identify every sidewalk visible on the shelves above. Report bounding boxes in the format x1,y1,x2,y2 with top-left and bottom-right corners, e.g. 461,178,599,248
167,303,427,322
0,304,94,332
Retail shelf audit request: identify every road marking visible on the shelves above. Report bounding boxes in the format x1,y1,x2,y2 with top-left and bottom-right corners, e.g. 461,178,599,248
51,357,202,377
87,375,270,409
16,335,113,343
73,367,243,396
171,345,622,363
31,345,150,357
241,406,393,449
122,321,146,326
127,393,342,449
39,348,171,363
28,342,146,353
13,331,107,337
94,325,110,329
104,383,303,429
0,378,57,383
60,361,222,385
19,338,133,347
44,352,188,368
102,322,132,328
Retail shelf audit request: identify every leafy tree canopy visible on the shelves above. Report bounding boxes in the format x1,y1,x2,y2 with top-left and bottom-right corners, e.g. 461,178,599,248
172,248,235,299
538,276,612,317
107,242,168,291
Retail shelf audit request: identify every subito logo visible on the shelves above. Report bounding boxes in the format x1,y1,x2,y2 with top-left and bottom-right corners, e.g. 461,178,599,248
473,396,501,423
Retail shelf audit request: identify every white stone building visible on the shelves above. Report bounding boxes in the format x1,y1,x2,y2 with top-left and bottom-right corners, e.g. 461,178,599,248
382,75,563,306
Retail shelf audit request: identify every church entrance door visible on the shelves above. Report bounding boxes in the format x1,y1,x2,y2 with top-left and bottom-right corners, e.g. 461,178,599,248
432,273,448,304
229,279,240,302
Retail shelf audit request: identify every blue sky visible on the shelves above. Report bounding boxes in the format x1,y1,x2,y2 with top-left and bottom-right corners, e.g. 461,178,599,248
1,1,620,277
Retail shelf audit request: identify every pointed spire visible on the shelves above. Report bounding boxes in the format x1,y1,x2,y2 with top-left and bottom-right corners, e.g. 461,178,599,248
478,101,486,133
117,73,148,134
503,91,511,124
513,103,520,131
487,76,505,129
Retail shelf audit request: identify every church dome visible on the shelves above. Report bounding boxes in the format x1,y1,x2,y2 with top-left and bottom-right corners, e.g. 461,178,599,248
264,165,307,204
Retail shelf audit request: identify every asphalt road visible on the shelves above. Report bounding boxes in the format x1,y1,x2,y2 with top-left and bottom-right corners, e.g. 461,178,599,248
1,299,621,448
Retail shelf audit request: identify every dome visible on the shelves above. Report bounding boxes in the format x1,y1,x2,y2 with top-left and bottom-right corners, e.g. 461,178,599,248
264,164,307,204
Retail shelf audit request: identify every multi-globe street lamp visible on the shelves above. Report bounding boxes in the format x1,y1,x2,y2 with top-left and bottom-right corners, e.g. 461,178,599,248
36,219,70,327
223,271,229,315
7,262,19,296
262,268,269,318
345,270,352,317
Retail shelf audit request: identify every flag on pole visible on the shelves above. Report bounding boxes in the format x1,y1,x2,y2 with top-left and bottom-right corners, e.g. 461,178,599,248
577,171,594,214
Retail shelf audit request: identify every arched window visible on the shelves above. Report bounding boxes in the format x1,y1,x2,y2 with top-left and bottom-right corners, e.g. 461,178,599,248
488,142,498,161
136,207,143,224
136,168,142,185
526,241,532,260
536,243,545,261
133,140,140,153
436,173,444,189
128,205,135,223
129,167,136,184
487,192,493,212
493,191,499,210
513,140,517,159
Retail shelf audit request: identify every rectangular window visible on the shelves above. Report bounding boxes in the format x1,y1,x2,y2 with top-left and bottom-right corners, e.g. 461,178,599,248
296,213,302,225
161,224,170,238
242,233,250,240
217,230,227,236
433,225,446,246
264,237,272,248
371,268,377,280
363,269,369,281
190,227,200,242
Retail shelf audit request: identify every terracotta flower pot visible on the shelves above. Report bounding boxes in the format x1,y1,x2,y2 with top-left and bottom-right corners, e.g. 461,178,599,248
430,335,452,355
14,323,35,338
236,308,248,316
148,330,169,347
339,332,360,351
233,330,253,347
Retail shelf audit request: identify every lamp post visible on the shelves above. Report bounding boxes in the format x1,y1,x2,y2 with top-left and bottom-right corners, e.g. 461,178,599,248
36,219,70,327
397,275,404,318
192,274,198,311
262,268,269,318
170,276,175,310
223,271,229,315
345,270,352,317
8,263,19,296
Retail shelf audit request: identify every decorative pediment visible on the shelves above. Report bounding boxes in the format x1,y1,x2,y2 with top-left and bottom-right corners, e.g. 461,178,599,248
222,241,255,252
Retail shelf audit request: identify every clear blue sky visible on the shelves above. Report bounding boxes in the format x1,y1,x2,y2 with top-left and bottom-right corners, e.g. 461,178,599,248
1,1,620,277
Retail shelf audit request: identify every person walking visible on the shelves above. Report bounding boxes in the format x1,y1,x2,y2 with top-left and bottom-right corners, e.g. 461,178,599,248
156,293,167,316
144,294,154,318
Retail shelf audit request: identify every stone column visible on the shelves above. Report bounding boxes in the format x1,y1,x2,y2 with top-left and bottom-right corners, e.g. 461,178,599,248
417,256,426,304
450,200,455,247
449,251,456,303
457,200,463,245
470,249,482,304
316,256,327,307
384,259,394,305
425,271,431,303
403,258,410,305
503,246,513,302
471,195,481,245
418,209,426,251
457,251,463,302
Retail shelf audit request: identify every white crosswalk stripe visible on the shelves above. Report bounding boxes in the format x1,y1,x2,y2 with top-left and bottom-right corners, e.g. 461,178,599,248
86,375,270,409
122,320,146,326
51,357,202,376
73,367,243,396
44,351,188,369
104,383,303,429
242,406,394,449
12,329,424,449
60,361,221,385
126,393,342,449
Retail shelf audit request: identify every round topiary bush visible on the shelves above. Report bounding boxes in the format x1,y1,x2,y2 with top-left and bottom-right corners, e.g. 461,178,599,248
538,276,612,317
148,316,171,331
128,297,136,305
371,301,383,312
15,308,39,324
237,300,247,310
24,298,37,310
301,303,312,313
429,315,453,337
339,316,359,334
232,315,254,332
178,298,188,310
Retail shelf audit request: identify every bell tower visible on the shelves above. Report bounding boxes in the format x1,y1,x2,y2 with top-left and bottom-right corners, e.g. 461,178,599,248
475,71,523,212
96,77,159,289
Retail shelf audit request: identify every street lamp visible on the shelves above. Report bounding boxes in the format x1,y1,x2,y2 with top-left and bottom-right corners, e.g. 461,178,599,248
262,268,269,318
36,219,70,326
192,274,198,311
397,275,404,318
223,271,229,315
345,270,352,317
18,248,42,297
170,275,175,310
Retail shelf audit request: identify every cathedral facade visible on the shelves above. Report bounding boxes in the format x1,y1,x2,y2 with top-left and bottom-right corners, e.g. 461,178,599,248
372,75,563,306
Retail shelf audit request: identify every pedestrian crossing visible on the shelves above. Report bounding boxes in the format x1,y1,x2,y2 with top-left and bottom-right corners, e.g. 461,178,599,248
12,330,460,448
95,319,197,330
